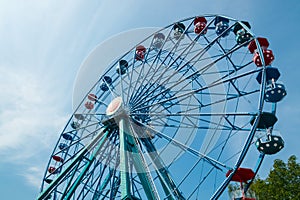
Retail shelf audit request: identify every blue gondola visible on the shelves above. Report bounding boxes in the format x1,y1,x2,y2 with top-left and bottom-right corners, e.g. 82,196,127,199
250,112,277,129
265,82,287,103
58,143,68,150
71,121,80,129
62,133,73,141
233,21,252,45
256,135,284,155
153,33,165,49
214,16,230,37
116,60,128,75
173,22,185,40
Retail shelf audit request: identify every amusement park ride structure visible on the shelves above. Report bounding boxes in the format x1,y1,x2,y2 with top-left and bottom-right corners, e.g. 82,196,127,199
37,15,287,200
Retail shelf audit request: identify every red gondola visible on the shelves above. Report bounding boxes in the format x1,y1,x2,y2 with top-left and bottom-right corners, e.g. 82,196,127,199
48,166,57,174
194,16,207,35
226,168,255,183
227,168,256,200
135,45,146,61
248,37,269,53
253,49,274,67
52,155,64,163
85,101,94,110
88,94,97,101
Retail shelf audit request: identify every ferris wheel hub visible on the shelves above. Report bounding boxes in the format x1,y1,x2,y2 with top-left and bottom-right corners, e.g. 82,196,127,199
106,96,125,116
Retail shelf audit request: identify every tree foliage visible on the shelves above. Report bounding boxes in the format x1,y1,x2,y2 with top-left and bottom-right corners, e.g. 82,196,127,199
251,155,300,200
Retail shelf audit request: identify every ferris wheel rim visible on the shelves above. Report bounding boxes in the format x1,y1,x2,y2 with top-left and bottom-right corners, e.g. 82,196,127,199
38,14,285,200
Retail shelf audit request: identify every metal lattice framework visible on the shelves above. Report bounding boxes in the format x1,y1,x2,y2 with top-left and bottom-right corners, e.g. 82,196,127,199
38,15,286,200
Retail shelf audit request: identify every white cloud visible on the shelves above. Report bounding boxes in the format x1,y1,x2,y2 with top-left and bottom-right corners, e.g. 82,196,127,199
0,66,69,187
0,0,114,190
0,67,65,149
20,166,44,189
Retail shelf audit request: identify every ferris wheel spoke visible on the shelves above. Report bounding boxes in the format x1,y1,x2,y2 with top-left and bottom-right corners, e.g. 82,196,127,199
77,147,113,199
91,168,115,199
61,120,100,136
129,118,185,199
109,172,121,199
167,47,247,102
129,53,163,104
191,60,253,97
211,37,240,71
135,112,256,117
94,98,109,107
131,21,236,107
77,137,118,199
130,24,210,106
61,132,110,199
176,153,223,198
129,57,165,105
53,126,105,163
132,41,249,110
151,115,196,128
37,128,109,200
129,31,195,105
147,112,234,131
146,118,250,131
92,137,120,199
132,67,261,113
139,137,185,199
135,111,253,130
222,138,259,165
161,63,250,112
56,133,110,178
82,112,106,117
128,34,178,104
205,122,252,164
188,166,216,199
124,50,148,105
73,113,100,126
136,120,230,171
152,123,250,131
103,78,119,99
90,165,111,199
202,89,260,108
124,30,176,106
76,151,115,199
131,51,201,108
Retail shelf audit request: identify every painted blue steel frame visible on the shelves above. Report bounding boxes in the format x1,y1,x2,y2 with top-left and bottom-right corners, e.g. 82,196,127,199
37,15,285,199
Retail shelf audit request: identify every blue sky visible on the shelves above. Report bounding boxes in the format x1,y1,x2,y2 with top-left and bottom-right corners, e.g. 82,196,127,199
0,0,299,199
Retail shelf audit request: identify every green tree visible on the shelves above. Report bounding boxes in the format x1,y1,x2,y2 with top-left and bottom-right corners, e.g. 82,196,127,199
251,155,300,200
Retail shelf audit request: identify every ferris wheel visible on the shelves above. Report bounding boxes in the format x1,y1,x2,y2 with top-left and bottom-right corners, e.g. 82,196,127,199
37,15,287,200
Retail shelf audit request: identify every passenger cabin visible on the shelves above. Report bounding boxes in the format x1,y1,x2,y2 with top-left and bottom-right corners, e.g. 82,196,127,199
227,168,256,200
100,76,113,91
233,21,252,45
71,121,80,129
256,66,287,103
85,101,94,110
214,16,230,37
248,37,274,67
256,134,284,155
135,45,147,61
88,93,97,101
153,33,165,49
194,16,207,35
116,60,128,75
250,112,285,154
173,22,185,40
